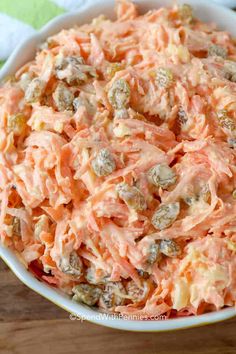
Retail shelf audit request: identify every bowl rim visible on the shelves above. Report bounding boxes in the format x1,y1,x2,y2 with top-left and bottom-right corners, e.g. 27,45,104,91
1,244,236,332
0,0,236,332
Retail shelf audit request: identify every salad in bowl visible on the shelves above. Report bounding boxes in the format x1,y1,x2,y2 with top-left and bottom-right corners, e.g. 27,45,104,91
1,0,236,331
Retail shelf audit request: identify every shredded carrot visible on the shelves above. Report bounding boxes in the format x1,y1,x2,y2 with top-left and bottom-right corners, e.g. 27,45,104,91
1,0,236,318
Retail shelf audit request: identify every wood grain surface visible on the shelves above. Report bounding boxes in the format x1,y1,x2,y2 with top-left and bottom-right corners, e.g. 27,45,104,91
0,259,236,354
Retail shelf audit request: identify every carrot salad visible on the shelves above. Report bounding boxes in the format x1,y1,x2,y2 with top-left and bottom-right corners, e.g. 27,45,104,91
1,0,236,318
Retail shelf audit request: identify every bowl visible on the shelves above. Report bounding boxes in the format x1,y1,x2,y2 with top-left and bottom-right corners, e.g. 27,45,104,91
0,0,236,332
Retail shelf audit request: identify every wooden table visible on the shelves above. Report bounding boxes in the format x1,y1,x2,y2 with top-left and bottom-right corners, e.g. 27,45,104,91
0,259,236,354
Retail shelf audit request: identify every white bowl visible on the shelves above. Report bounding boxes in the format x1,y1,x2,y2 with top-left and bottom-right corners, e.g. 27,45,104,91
0,0,236,332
